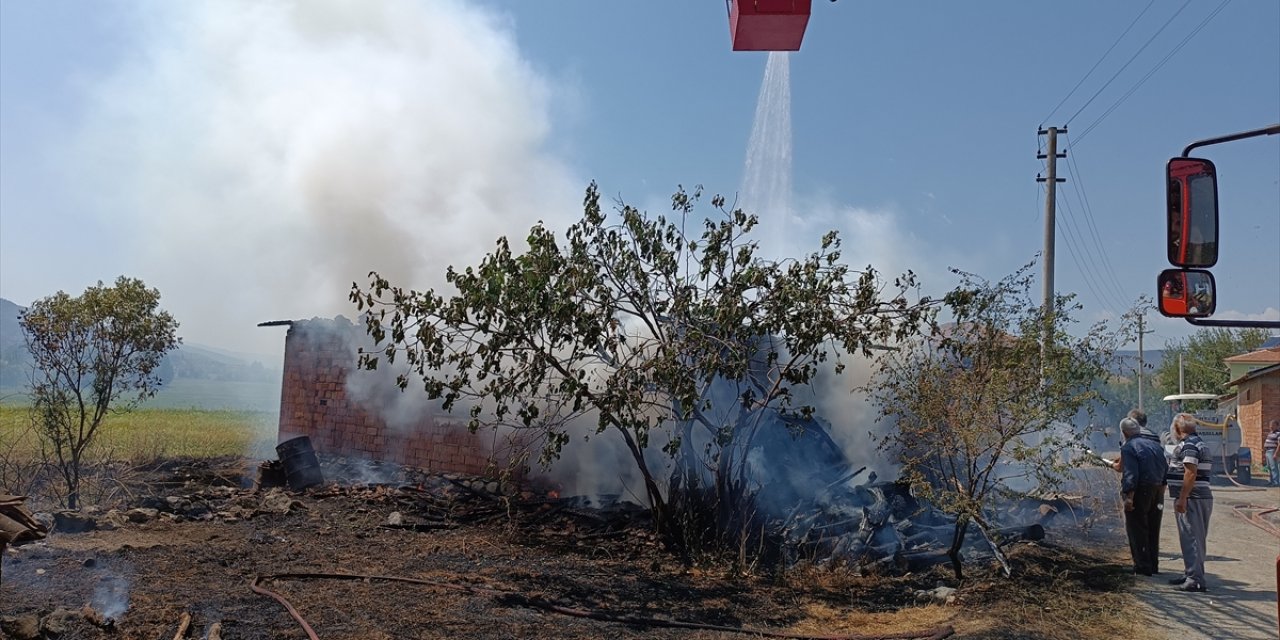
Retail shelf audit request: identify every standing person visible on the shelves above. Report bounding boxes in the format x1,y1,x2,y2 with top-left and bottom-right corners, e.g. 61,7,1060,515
1131,409,1152,430
1126,409,1154,441
1166,413,1214,592
1264,419,1280,487
1118,416,1167,575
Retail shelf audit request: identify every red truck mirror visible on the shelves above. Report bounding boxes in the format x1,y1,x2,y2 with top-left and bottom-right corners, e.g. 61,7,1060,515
1166,158,1218,268
1157,268,1216,318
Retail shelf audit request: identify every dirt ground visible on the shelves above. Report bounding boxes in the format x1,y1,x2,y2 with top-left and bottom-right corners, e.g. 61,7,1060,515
2,456,1153,640
1128,480,1280,640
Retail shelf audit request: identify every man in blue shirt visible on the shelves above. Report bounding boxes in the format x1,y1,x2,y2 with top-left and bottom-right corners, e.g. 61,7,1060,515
1166,413,1213,592
1118,414,1167,576
1264,419,1280,487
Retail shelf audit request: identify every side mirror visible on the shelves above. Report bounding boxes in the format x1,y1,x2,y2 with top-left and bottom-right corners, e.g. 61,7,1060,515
1166,158,1218,268
1157,269,1216,318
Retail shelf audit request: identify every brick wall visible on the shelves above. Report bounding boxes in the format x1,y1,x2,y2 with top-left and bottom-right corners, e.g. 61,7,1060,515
1235,374,1280,457
275,317,519,478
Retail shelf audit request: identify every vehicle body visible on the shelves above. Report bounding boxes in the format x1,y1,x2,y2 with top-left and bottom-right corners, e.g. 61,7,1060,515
1161,393,1248,480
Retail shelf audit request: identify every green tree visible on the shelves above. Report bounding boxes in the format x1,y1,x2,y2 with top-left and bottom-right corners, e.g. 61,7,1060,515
866,265,1121,579
1154,328,1271,399
1092,376,1139,431
20,277,180,508
351,183,934,548
1087,302,1156,435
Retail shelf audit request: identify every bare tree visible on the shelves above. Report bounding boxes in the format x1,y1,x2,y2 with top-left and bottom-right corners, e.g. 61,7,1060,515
867,265,1121,579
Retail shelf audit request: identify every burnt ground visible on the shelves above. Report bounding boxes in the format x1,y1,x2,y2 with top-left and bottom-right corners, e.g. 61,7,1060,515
1,457,1151,640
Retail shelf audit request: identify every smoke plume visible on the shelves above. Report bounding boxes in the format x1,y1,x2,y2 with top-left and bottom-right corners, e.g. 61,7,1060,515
74,0,579,357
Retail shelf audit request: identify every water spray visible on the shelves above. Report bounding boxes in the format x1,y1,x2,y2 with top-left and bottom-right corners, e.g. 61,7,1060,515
1068,442,1116,469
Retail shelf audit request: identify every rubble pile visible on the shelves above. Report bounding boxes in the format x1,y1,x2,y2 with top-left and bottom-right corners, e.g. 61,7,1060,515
776,480,1068,571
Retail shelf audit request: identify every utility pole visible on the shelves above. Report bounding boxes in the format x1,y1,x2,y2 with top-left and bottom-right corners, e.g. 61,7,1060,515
1036,127,1067,360
1137,314,1144,410
1178,353,1185,394
1136,312,1153,411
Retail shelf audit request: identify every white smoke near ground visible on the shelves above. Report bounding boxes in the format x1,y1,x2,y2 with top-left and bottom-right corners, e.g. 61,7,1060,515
90,568,131,621
538,415,676,505
792,199,956,481
335,322,443,435
332,314,665,497
73,0,580,358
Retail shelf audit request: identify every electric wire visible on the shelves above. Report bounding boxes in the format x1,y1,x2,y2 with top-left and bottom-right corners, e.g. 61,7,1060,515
1070,0,1234,148
1062,140,1133,306
1063,0,1194,126
1059,188,1128,312
1055,188,1129,313
1059,181,1130,311
1036,140,1127,315
1041,0,1157,126
1039,179,1123,315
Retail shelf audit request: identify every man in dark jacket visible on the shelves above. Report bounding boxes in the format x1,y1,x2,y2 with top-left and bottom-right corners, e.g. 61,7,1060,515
1119,415,1167,576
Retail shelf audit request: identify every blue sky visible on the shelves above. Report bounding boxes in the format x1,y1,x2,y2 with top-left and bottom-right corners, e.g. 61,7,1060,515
1,0,1277,358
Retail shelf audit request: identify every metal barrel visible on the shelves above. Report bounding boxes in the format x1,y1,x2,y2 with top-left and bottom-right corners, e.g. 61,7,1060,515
275,436,324,491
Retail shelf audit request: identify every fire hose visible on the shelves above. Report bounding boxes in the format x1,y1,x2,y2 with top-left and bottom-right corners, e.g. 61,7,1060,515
250,572,955,640
1227,504,1280,638
249,576,321,640
1230,504,1280,539
1189,414,1269,492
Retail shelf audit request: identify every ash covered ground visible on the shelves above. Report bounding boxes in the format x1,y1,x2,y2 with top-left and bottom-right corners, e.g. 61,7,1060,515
1,456,1135,640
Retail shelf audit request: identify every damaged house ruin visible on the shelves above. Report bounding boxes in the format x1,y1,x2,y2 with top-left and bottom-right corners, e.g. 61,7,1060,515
262,317,524,478
263,317,1073,575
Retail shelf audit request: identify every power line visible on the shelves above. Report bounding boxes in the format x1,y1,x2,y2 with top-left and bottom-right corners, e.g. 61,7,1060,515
1040,182,1106,307
1061,140,1132,305
1056,184,1125,309
1041,0,1157,126
1070,0,1233,148
1056,189,1129,312
1038,148,1129,312
1064,0,1194,126
1044,180,1126,314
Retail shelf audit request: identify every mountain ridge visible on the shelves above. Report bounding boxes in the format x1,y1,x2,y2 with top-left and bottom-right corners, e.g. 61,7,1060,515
1,297,281,410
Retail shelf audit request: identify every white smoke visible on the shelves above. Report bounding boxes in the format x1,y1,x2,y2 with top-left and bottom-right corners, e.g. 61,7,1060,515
73,0,580,357
91,568,131,621
539,417,676,505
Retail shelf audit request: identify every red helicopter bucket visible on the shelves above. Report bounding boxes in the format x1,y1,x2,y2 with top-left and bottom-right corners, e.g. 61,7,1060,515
728,0,812,51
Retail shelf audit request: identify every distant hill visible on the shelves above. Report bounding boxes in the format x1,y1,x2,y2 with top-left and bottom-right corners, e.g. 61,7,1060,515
0,297,281,411
0,298,28,390
1111,349,1166,377
0,298,22,350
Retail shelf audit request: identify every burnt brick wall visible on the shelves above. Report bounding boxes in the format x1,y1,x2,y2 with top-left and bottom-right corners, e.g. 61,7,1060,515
276,317,513,477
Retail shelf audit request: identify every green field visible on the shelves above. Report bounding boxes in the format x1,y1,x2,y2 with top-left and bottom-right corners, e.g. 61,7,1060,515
0,405,277,463
0,377,282,413
142,378,282,412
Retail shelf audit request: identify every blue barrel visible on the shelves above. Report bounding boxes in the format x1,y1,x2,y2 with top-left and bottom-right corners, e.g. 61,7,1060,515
1236,447,1252,485
276,436,324,491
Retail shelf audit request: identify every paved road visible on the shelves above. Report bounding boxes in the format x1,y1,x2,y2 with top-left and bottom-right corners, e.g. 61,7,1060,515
1129,481,1279,640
